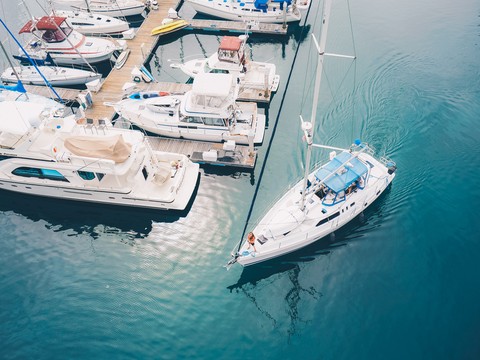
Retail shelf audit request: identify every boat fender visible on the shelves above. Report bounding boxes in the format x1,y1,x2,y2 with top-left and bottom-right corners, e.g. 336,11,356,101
159,91,170,96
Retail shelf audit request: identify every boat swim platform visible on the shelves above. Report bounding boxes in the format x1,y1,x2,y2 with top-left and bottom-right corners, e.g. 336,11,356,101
115,119,256,169
186,19,288,35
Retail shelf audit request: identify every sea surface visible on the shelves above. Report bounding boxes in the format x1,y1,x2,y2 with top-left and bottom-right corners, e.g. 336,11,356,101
1,0,480,359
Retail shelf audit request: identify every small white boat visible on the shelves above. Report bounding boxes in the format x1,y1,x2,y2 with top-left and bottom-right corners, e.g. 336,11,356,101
51,9,130,36
1,66,101,87
114,73,266,145
171,35,280,93
228,0,397,267
57,0,146,18
186,0,301,23
17,16,120,66
0,102,199,210
114,48,130,69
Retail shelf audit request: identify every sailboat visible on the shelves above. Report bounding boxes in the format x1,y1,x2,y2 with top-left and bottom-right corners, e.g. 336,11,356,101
170,35,280,93
1,65,101,87
0,102,200,210
228,0,397,267
186,0,301,23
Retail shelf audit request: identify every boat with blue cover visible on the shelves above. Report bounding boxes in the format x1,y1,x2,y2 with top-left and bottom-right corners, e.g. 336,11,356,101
228,0,397,267
186,0,301,23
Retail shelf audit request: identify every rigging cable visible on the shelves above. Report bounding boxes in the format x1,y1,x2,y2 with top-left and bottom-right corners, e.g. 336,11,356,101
236,1,316,253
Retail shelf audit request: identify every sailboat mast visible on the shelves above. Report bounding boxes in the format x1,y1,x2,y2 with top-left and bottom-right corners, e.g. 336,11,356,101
300,0,333,210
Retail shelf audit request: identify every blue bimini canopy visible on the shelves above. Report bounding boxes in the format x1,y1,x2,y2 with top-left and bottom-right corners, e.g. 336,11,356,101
315,152,368,193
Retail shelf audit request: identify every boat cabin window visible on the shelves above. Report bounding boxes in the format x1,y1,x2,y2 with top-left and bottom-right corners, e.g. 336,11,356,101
77,171,96,181
203,117,226,126
142,166,148,180
13,167,69,182
183,116,203,124
218,49,239,63
316,211,341,227
40,27,71,43
210,69,229,74
71,22,93,27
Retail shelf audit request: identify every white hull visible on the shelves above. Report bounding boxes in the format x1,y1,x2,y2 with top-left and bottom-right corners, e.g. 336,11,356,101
237,151,396,266
71,1,145,17
21,30,118,65
1,66,101,86
53,10,130,35
0,102,200,211
187,0,301,23
175,58,279,93
116,97,265,145
131,113,266,145
0,159,198,210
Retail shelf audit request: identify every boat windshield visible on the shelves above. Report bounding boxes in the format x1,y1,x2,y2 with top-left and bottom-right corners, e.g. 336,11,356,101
40,27,71,43
203,117,226,126
218,49,239,63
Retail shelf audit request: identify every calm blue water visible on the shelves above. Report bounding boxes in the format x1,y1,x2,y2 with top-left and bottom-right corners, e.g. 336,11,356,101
1,0,480,359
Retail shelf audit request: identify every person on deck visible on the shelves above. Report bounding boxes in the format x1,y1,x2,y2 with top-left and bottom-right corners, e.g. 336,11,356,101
247,232,257,252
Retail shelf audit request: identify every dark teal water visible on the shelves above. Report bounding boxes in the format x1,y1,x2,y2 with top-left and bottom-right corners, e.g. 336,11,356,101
1,0,480,359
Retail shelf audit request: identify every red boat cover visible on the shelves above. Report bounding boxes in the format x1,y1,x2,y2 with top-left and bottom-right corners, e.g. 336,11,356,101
19,16,67,34
219,36,242,51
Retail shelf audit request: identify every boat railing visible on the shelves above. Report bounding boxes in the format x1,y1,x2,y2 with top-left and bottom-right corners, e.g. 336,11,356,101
143,136,160,170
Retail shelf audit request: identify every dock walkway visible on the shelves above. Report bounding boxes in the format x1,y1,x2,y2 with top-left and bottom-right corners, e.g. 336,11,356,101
84,1,179,120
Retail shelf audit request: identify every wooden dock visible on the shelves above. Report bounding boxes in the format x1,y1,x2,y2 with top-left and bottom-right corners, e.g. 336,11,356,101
187,19,287,35
84,1,180,120
23,84,86,105
21,4,278,110
114,119,256,169
151,137,256,169
114,119,257,170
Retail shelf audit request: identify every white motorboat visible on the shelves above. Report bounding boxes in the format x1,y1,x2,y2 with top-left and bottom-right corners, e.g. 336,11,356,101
57,0,146,18
1,65,101,87
171,35,280,93
228,0,397,267
51,9,130,36
186,0,301,23
114,73,266,145
17,16,120,66
0,102,199,210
